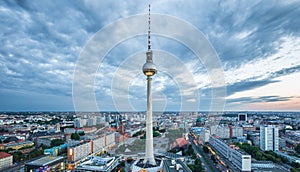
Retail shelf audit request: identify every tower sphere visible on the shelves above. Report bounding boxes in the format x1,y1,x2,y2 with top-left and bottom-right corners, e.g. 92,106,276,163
143,50,156,77
143,62,156,76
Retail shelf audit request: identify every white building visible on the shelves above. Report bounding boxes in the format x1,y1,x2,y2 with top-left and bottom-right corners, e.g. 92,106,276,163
74,118,87,128
68,141,91,162
231,126,244,138
87,117,96,126
92,136,105,153
0,152,12,170
106,132,116,146
230,149,251,171
74,118,81,128
199,129,210,143
96,116,105,125
209,136,251,172
260,125,279,151
211,125,230,139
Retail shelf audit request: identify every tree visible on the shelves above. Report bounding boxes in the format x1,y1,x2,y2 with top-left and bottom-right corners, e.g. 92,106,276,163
211,155,217,163
159,128,166,133
71,133,80,140
78,131,85,136
187,145,194,155
51,139,64,147
119,161,125,167
153,131,161,137
203,146,209,153
194,158,204,172
187,164,195,171
295,144,300,154
13,151,25,162
292,162,300,168
28,149,43,160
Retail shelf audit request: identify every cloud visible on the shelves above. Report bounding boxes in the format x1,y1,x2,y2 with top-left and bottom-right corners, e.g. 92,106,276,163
0,0,300,111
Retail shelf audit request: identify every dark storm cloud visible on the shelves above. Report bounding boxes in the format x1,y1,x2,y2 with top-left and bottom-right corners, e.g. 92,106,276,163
227,95,293,105
226,79,280,96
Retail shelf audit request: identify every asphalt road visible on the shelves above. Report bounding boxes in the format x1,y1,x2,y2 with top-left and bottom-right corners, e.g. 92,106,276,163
188,135,218,172
208,143,239,172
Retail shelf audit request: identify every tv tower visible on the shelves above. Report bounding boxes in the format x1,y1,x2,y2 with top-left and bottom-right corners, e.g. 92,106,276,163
142,4,157,165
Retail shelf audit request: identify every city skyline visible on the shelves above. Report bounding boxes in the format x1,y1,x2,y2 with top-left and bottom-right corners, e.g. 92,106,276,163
1,0,300,111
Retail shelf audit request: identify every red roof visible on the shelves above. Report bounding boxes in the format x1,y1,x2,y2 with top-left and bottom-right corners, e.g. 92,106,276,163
172,137,189,148
0,152,12,159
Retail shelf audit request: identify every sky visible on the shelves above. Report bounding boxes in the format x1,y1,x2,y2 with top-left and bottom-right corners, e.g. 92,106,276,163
0,0,300,112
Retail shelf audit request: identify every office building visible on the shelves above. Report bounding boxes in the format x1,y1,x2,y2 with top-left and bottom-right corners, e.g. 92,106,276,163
67,133,116,170
209,135,251,171
87,117,96,126
238,114,247,121
230,125,244,138
68,141,92,163
74,118,87,128
260,125,279,151
92,136,105,153
211,125,230,139
199,128,210,143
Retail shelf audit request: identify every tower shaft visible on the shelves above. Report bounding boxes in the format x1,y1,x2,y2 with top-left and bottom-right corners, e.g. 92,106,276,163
143,4,156,166
145,76,156,165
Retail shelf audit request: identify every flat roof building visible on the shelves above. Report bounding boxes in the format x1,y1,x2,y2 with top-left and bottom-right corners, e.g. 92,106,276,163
74,156,120,172
260,125,279,151
209,135,251,172
25,156,65,172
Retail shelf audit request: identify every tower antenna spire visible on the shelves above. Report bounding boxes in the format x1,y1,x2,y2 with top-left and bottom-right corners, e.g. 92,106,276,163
148,4,151,50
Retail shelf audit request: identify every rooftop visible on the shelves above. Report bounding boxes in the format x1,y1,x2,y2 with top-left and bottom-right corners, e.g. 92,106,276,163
76,156,119,171
26,156,64,166
0,152,12,159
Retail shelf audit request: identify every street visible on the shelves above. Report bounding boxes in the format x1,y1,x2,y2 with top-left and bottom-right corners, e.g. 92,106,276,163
188,134,218,172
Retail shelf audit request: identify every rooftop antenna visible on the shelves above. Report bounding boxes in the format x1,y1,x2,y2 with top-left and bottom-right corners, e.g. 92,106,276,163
148,4,151,50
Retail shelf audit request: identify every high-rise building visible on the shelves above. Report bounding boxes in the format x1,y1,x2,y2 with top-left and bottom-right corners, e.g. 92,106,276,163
87,117,96,126
238,113,247,121
230,125,244,138
74,118,86,128
199,128,210,143
260,125,279,151
67,141,92,163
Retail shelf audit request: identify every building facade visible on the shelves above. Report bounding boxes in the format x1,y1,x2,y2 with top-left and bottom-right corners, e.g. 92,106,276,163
260,125,279,151
68,141,91,163
238,114,247,121
209,136,251,172
0,152,12,170
25,156,65,172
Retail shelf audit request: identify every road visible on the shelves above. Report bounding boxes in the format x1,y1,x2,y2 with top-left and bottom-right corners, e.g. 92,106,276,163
208,143,238,172
188,135,218,172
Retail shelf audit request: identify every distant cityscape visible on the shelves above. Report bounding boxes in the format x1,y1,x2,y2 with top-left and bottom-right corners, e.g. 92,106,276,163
0,111,299,172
